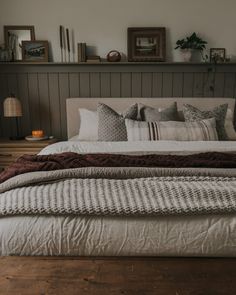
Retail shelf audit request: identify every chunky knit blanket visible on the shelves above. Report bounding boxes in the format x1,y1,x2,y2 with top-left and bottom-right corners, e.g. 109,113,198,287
1,152,236,184
0,167,236,217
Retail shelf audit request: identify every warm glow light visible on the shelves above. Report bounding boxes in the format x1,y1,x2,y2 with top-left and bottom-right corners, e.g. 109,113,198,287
32,130,44,138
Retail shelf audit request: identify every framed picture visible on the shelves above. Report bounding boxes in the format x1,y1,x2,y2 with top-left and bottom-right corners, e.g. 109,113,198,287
22,40,49,62
210,48,226,63
128,27,166,62
4,25,35,61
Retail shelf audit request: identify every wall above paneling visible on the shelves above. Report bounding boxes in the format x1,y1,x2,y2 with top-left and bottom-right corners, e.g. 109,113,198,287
0,63,236,139
1,0,236,62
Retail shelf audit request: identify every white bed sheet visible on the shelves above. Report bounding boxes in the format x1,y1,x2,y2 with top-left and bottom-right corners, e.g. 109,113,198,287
39,140,236,156
1,214,236,256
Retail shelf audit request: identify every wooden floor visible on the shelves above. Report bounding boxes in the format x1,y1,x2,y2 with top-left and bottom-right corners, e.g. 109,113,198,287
0,257,235,295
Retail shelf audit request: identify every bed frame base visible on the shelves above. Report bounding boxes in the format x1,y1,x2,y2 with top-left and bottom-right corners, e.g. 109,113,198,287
0,257,235,294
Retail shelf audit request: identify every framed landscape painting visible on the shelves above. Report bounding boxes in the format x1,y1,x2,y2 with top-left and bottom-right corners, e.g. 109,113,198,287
22,40,49,62
128,27,166,62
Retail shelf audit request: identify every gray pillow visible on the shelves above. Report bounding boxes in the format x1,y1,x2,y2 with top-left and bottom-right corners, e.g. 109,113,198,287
140,102,179,121
183,103,228,140
98,103,138,141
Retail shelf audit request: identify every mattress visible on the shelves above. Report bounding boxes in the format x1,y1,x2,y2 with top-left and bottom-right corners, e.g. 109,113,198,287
0,141,236,257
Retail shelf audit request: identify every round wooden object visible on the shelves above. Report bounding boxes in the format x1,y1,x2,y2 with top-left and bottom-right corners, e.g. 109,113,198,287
107,50,121,62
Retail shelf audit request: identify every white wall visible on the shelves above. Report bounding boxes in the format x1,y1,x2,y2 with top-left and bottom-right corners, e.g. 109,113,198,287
0,0,235,62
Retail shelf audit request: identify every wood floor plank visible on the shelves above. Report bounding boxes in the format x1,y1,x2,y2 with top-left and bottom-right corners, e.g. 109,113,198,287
0,257,235,295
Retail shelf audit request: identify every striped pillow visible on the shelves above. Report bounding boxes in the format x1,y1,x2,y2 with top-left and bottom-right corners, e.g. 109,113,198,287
125,118,218,141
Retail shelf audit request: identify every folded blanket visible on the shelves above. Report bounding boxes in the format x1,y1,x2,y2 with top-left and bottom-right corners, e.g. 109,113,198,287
1,152,236,183
0,167,236,217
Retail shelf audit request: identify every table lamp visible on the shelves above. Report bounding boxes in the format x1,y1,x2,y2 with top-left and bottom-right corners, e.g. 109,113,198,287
3,95,24,140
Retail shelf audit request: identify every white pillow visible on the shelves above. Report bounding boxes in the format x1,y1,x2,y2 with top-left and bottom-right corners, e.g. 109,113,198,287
225,109,236,140
72,107,124,141
78,108,98,141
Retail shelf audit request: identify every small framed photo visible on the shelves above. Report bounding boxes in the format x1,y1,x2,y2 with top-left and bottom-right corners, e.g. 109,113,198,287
22,40,49,62
128,27,166,62
210,48,226,63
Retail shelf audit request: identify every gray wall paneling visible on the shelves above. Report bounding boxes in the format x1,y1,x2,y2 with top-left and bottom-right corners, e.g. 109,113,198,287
0,63,236,139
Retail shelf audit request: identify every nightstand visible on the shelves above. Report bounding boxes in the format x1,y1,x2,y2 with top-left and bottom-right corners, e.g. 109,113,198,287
0,138,57,170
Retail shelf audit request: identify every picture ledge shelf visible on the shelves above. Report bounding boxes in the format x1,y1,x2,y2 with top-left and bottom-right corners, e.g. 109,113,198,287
1,61,236,66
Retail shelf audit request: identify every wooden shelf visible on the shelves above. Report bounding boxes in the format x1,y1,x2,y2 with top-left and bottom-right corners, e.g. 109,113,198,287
1,61,236,66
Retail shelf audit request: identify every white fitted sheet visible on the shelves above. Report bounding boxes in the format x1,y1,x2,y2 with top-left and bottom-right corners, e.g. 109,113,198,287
0,214,236,256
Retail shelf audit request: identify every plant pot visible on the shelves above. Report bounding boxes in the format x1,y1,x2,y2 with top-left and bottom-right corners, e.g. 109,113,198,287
181,49,193,62
191,50,202,62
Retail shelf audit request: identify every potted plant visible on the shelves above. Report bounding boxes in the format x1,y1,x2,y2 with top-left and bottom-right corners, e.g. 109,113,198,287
175,32,208,62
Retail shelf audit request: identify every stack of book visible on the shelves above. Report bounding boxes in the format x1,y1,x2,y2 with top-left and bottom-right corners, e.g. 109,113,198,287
78,43,86,62
86,55,101,63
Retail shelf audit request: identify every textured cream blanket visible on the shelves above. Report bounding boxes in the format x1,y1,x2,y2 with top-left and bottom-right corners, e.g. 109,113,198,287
0,167,236,217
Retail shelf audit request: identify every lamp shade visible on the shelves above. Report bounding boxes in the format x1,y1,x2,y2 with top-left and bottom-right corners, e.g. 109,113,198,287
3,96,22,117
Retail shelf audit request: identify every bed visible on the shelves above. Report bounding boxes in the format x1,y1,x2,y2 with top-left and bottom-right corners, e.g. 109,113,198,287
0,97,236,257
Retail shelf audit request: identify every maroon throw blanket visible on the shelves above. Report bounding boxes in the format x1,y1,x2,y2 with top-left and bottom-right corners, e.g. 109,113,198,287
0,152,236,184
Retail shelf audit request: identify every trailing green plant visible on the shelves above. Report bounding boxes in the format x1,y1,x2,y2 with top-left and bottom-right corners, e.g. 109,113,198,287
175,32,207,50
175,32,208,61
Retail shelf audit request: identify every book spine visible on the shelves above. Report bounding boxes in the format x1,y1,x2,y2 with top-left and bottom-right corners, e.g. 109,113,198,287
82,43,86,62
78,43,82,62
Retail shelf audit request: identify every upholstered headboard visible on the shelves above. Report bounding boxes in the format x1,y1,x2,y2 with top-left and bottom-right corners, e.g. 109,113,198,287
66,97,236,139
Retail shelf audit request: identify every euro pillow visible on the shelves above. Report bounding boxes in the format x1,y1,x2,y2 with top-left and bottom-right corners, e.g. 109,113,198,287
125,118,218,141
139,102,179,121
183,103,228,140
78,108,98,141
98,103,138,141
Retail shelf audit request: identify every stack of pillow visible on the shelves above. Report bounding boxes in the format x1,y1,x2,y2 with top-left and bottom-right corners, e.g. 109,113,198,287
77,101,236,142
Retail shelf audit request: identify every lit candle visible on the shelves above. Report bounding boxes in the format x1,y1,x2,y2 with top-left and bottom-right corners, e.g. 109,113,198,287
32,130,44,138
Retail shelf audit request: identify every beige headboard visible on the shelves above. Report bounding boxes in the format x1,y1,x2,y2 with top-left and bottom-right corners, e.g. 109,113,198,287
66,97,236,139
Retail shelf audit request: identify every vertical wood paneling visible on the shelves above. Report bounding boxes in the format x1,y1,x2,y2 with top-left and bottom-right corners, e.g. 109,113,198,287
101,73,111,97
234,77,236,129
131,73,142,97
152,73,163,97
17,73,31,136
0,65,236,139
142,73,152,97
214,73,225,97
224,73,236,97
162,73,173,97
90,73,100,97
28,73,40,130
59,73,69,139
38,73,51,135
121,73,131,97
193,73,204,97
172,73,183,97
110,73,121,97
7,73,18,96
79,73,90,97
0,74,9,137
48,73,61,139
7,74,19,135
203,72,214,97
183,73,194,97
69,73,80,97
